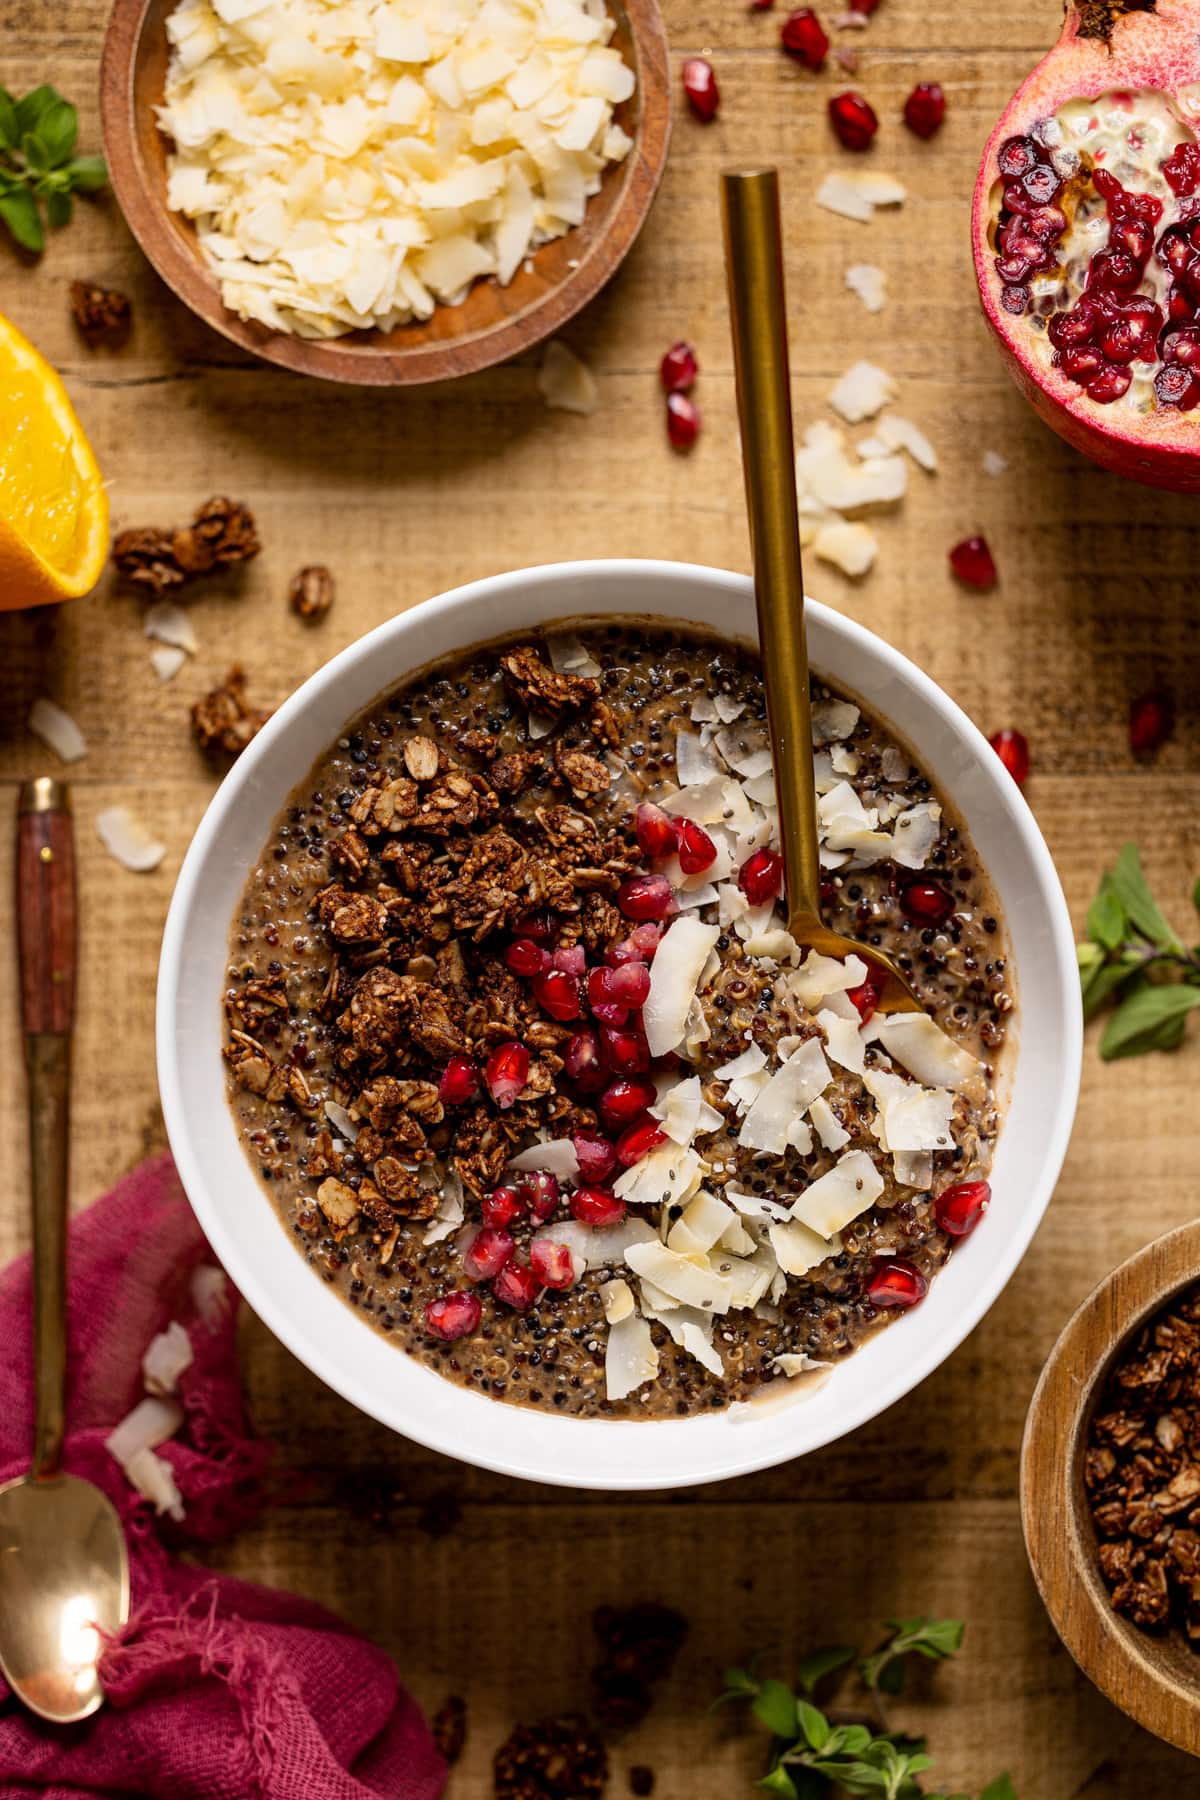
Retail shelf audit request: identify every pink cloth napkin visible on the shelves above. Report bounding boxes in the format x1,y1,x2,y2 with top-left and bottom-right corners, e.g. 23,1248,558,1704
0,1153,446,1800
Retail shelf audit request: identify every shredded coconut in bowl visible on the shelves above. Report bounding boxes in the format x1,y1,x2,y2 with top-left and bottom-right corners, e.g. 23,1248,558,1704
158,0,636,339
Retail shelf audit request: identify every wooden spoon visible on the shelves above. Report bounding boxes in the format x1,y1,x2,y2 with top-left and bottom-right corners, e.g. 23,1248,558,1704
0,778,129,1722
721,167,922,1014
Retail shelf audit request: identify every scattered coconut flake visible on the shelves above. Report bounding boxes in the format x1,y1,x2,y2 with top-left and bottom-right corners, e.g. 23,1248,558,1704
835,45,859,72
811,698,860,744
788,949,868,1011
643,916,720,1058
983,450,1009,477
689,694,719,724
190,1264,229,1326
527,710,556,741
894,1150,933,1191
876,414,938,473
142,1321,193,1397
667,1190,737,1256
796,421,907,513
817,1007,868,1076
769,1218,840,1277
674,726,722,787
816,169,906,223
96,805,167,874
601,1277,635,1325
105,1395,184,1467
834,9,869,26
547,633,602,679
325,1100,360,1142
625,1240,734,1314
123,1446,186,1521
862,1068,957,1153
881,746,910,783
814,519,877,578
508,1136,580,1179
538,1216,658,1272
150,645,188,682
740,1039,832,1155
845,262,886,313
646,1304,725,1377
724,1185,792,1223
714,694,746,724
829,360,896,425
791,1149,885,1238
539,340,597,415
774,1351,833,1379
874,1013,981,1091
423,1172,465,1245
714,1043,768,1083
144,600,198,654
28,697,86,764
615,1140,702,1212
890,802,941,870
810,1095,851,1153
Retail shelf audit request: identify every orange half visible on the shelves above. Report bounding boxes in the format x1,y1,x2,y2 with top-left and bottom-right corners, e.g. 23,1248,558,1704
0,312,108,609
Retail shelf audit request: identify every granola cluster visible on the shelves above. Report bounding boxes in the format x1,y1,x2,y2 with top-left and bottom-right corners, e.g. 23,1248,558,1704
113,495,260,595
224,645,636,1249
1086,1285,1200,1636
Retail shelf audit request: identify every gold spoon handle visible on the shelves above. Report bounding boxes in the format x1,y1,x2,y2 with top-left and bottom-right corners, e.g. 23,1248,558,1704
16,778,77,1481
722,168,823,937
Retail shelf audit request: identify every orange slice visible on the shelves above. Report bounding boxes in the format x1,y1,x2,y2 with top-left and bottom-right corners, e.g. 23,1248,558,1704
0,311,108,610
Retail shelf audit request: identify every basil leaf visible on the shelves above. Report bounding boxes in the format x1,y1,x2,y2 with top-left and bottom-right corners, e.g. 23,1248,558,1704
1109,843,1181,952
36,97,76,166
795,1700,830,1751
0,185,43,252
0,88,18,149
15,84,60,137
1087,882,1126,951
65,154,107,194
43,187,71,229
752,1679,799,1739
1100,984,1200,1060
794,1644,854,1696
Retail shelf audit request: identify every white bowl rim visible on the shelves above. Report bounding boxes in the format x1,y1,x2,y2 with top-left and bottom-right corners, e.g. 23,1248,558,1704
157,558,1082,1490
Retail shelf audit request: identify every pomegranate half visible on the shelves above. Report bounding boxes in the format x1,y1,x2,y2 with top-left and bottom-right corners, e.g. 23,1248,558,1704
972,0,1200,491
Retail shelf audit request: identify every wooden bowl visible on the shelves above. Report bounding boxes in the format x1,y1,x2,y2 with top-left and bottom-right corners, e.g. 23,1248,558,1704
1022,1219,1200,1757
99,0,671,385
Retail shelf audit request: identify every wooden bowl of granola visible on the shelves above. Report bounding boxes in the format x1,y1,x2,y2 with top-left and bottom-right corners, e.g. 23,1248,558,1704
99,0,670,386
1022,1218,1200,1757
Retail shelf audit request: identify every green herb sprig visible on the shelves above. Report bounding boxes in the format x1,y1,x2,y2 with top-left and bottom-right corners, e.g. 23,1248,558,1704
715,1618,1013,1800
1077,845,1200,1059
0,84,106,254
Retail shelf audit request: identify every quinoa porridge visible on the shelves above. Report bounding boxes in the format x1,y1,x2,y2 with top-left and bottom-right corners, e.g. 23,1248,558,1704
224,623,1012,1420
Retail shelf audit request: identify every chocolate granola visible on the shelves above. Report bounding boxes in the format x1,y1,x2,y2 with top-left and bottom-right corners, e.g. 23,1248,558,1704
225,624,1011,1420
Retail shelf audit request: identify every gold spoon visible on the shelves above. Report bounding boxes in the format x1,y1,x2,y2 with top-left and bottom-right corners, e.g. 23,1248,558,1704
0,778,129,1723
721,167,923,1014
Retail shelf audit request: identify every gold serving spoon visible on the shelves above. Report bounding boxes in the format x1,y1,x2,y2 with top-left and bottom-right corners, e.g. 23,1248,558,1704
722,168,922,1015
0,778,129,1722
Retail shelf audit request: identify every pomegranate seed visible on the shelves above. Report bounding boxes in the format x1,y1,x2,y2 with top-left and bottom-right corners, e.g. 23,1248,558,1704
934,1178,991,1237
1058,345,1105,384
591,996,631,1027
849,0,880,11
682,56,719,122
666,392,701,451
1129,691,1174,756
1000,284,1030,315
1086,363,1132,404
1155,362,1200,408
492,1261,539,1311
601,1023,650,1075
900,881,953,925
505,937,548,977
618,873,678,921
438,1054,479,1106
630,922,663,957
563,1026,604,1089
1163,141,1200,196
994,254,1033,286
846,968,884,1023
463,1226,515,1281
989,728,1030,787
738,846,784,905
1086,249,1141,294
997,135,1037,179
866,1257,928,1309
519,1171,561,1222
1048,298,1099,348
533,966,582,1021
903,81,945,139
599,1076,658,1130
512,908,555,944
570,1185,627,1228
660,341,699,394
1022,162,1062,206
1110,217,1154,263
482,1185,527,1229
604,961,651,1008
572,1132,618,1183
828,90,877,151
550,945,586,976
750,0,775,9
485,1041,529,1109
1161,326,1200,365
781,8,828,67
1025,205,1067,241
948,535,997,590
635,802,678,858
675,817,718,874
616,1116,667,1166
425,1292,482,1341
530,1239,576,1289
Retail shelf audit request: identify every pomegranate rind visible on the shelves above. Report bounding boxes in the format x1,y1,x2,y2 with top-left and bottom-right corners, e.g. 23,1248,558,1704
971,0,1200,492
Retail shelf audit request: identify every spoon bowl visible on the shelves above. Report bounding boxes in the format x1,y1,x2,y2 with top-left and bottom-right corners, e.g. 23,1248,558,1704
0,1472,129,1723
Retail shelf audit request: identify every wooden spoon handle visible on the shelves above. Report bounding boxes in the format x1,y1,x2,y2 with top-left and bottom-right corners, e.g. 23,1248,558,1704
721,168,824,933
17,778,76,1479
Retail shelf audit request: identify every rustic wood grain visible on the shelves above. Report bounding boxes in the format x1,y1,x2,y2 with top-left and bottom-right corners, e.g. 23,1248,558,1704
99,0,672,384
1,0,1199,1793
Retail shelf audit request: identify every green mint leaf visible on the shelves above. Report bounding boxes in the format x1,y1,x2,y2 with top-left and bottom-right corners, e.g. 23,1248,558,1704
1087,882,1126,952
20,129,50,173
65,153,106,194
901,1618,965,1661
1109,844,1182,952
0,88,18,149
0,185,43,252
1081,957,1139,1022
753,1679,799,1740
794,1644,855,1696
980,1778,1017,1800
838,1726,873,1755
1100,983,1200,1060
875,1657,907,1695
811,1759,889,1795
795,1701,830,1752
758,1766,799,1799
1194,875,1200,916
42,187,71,229
15,84,61,137
1077,940,1104,970
35,97,76,166
722,1665,759,1697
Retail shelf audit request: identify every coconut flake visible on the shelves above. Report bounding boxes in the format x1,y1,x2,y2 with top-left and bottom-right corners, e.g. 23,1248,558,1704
142,1321,193,1397
739,1039,832,1155
796,421,907,513
816,169,906,222
539,339,597,414
96,806,166,873
667,1190,736,1256
423,1171,465,1245
614,1140,702,1212
601,1277,635,1325
645,1304,725,1377
811,699,860,744
151,645,188,683
814,519,877,577
787,949,868,1011
790,1149,885,1238
123,1447,186,1521
144,600,198,654
674,726,722,786
876,414,938,473
539,1216,658,1272
29,698,86,763
845,262,886,312
643,916,720,1058
724,1185,792,1223
817,1007,867,1075
774,1351,833,1379
190,1264,229,1326
894,1149,933,1190
325,1100,360,1142
546,633,602,679
605,1310,658,1401
768,1218,840,1277
809,1095,851,1152
890,802,941,870
874,1013,981,1091
105,1395,184,1466
829,360,896,424
508,1136,581,1179
983,449,1009,477
625,1240,734,1313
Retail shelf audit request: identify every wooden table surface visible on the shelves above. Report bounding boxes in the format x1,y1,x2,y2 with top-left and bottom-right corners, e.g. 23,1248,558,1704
2,1,1199,1794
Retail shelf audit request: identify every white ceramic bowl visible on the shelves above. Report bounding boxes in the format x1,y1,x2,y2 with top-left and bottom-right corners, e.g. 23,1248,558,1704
158,560,1082,1491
